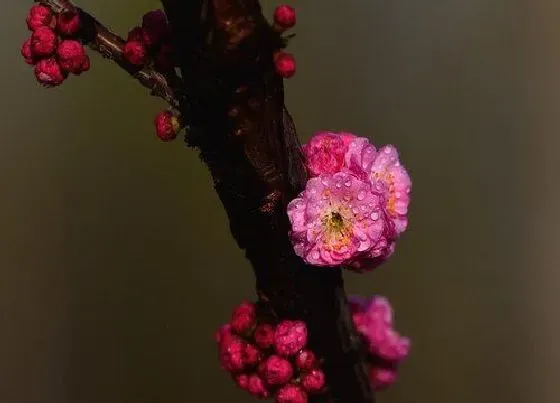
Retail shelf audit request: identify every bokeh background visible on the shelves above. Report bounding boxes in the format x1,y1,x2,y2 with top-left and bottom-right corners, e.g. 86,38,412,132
1,0,558,402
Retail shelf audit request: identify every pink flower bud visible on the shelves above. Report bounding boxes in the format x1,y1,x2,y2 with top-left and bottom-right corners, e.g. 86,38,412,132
26,5,55,31
254,324,275,349
295,349,316,371
34,58,66,87
261,355,293,385
247,374,270,398
57,40,86,74
274,320,307,356
123,40,147,66
31,27,57,57
302,369,325,393
274,51,296,78
218,336,246,372
230,301,256,335
276,384,308,403
243,343,262,367
273,5,296,30
57,12,80,36
21,38,35,65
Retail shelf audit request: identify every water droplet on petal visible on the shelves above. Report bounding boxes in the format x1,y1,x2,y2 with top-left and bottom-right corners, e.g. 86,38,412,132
370,212,379,220
357,191,365,201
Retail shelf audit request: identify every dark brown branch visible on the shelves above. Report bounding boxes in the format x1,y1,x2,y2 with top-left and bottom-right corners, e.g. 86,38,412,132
36,0,182,110
162,1,375,402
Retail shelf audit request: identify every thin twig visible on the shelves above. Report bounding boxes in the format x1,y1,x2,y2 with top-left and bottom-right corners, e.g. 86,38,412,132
36,0,182,110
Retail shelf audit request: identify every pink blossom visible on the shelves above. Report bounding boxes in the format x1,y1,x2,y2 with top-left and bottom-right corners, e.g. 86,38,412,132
261,355,294,385
274,320,307,356
302,369,326,393
230,301,256,335
276,384,308,403
302,132,347,176
287,171,387,266
369,366,399,390
247,374,270,398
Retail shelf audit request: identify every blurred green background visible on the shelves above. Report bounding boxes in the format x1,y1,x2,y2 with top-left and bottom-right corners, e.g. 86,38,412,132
2,0,557,402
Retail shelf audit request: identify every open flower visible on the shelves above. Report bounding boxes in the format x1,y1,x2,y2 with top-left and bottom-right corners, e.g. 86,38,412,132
287,171,386,266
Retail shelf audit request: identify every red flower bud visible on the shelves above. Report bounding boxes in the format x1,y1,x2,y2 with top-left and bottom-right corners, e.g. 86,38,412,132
34,58,66,87
295,349,316,371
274,320,307,356
123,40,147,66
276,384,308,403
57,12,80,36
261,355,293,385
243,343,262,367
247,374,270,399
302,369,325,393
254,324,275,349
230,301,256,335
274,51,296,79
154,111,180,142
142,10,170,48
274,5,296,30
57,40,86,74
218,336,246,372
26,5,56,31
127,27,144,43
21,38,35,65
31,26,58,57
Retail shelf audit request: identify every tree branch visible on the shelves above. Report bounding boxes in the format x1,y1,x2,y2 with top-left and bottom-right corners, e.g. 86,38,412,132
36,0,182,110
161,1,375,402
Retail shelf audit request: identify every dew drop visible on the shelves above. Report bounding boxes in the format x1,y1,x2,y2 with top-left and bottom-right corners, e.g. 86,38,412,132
370,212,379,220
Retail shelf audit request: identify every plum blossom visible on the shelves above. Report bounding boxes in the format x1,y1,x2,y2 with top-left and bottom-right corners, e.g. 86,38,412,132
287,171,387,266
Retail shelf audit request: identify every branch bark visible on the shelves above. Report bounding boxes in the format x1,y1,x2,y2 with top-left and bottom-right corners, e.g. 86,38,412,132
161,1,375,402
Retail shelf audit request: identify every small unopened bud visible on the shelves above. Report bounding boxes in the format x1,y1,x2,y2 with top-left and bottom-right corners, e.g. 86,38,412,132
34,58,66,87
57,12,81,37
26,5,56,32
21,38,35,65
273,5,296,31
154,111,181,141
57,40,86,74
31,26,58,57
123,40,147,66
274,51,296,79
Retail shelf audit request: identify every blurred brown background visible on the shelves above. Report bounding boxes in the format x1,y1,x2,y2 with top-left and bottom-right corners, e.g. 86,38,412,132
1,0,557,402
